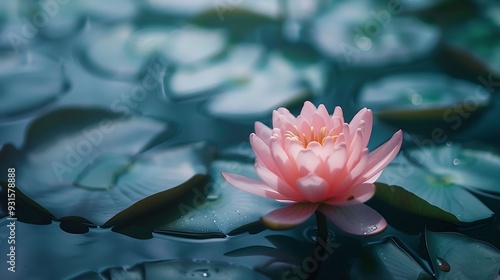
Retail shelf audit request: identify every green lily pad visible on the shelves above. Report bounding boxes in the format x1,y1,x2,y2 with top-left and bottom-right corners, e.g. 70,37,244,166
21,140,213,227
445,17,500,75
350,237,433,280
70,259,270,280
191,1,279,36
425,229,500,280
20,0,138,39
407,143,500,196
376,152,494,224
356,73,491,135
80,24,227,80
168,44,263,99
145,0,212,17
351,230,500,280
375,182,462,224
204,51,324,121
0,108,218,226
312,1,439,67
0,51,69,121
121,159,282,238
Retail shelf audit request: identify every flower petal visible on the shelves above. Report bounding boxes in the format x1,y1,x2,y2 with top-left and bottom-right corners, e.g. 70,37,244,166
250,133,279,175
255,160,302,200
326,142,348,174
254,122,272,145
317,104,332,127
285,137,303,159
273,108,296,135
332,106,344,124
312,111,326,131
318,204,387,235
349,108,373,147
262,203,318,230
346,128,364,171
357,130,403,184
295,174,330,203
300,101,317,120
324,183,375,205
334,149,369,195
221,172,289,200
270,137,298,183
296,149,321,177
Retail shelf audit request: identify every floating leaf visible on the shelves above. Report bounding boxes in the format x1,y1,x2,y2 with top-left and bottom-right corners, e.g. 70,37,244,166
356,73,491,135
425,229,500,280
350,237,433,280
20,0,139,39
168,44,263,100
0,51,69,121
79,24,226,80
445,17,500,76
312,1,439,67
191,1,279,36
376,153,494,224
204,51,323,121
375,182,462,224
122,159,282,238
0,108,218,226
70,259,270,280
407,143,500,196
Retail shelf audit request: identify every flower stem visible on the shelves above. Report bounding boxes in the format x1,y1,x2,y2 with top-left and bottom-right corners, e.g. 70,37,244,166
315,210,328,244
308,210,328,280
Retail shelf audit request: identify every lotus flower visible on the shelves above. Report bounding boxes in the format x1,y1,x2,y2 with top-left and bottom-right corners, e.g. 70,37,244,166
222,101,402,235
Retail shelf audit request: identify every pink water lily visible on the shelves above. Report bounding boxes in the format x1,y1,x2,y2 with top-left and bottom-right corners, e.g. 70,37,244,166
222,101,402,235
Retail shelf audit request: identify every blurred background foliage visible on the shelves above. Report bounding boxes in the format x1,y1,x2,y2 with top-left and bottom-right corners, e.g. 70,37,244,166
0,0,499,279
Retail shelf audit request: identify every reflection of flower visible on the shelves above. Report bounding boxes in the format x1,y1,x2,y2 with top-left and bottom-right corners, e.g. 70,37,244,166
222,101,402,235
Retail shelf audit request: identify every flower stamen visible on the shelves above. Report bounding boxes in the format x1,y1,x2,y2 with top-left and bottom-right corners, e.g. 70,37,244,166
285,126,337,148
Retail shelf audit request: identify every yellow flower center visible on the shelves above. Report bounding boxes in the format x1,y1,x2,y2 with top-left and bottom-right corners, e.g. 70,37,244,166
285,126,337,148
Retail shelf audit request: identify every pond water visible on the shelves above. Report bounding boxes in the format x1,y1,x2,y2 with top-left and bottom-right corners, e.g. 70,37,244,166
0,0,499,279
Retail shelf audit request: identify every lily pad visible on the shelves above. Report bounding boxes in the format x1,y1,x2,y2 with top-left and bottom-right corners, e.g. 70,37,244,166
204,51,324,121
191,0,279,35
79,24,227,80
167,44,264,99
351,230,500,280
145,0,213,17
356,73,491,135
22,140,213,227
426,229,500,280
122,159,282,238
0,108,218,226
70,259,270,280
0,51,69,121
350,237,433,280
444,17,500,76
312,1,439,67
20,0,138,39
375,143,498,224
406,143,500,196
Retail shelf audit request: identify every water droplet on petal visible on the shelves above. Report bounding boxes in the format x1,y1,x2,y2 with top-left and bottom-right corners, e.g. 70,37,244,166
436,257,450,272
